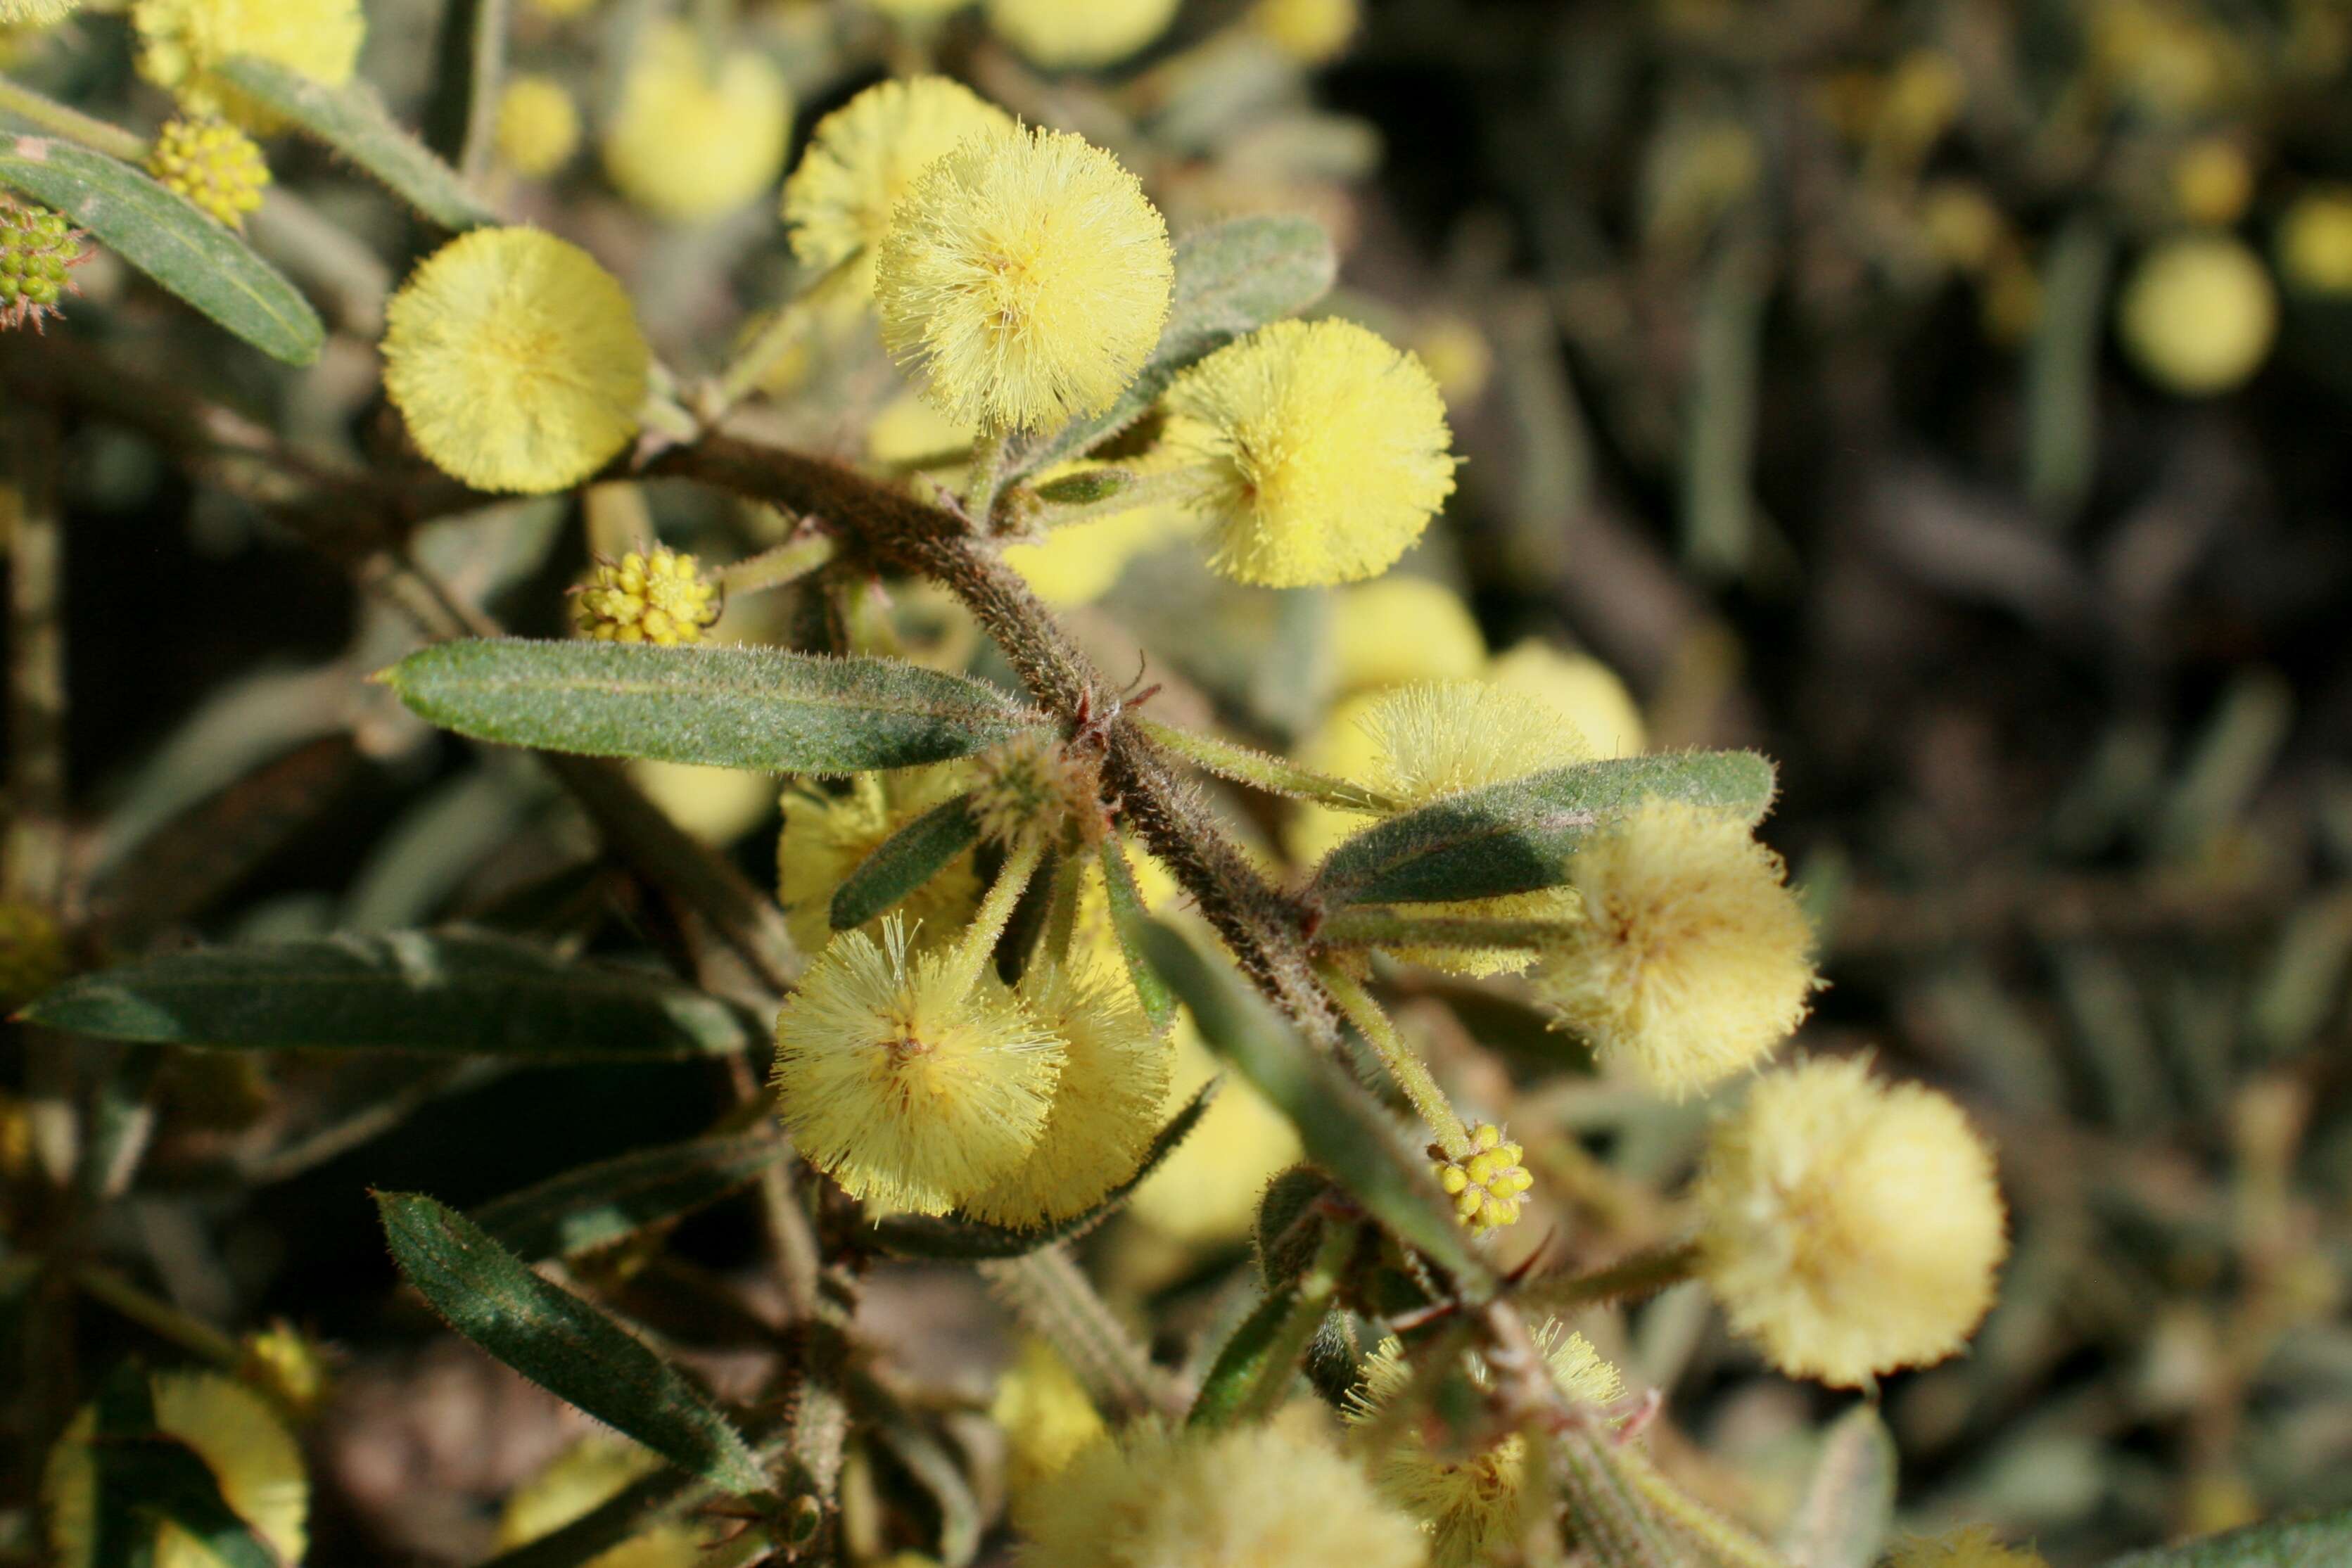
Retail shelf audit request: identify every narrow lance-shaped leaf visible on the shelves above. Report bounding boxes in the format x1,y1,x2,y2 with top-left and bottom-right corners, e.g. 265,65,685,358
2100,1508,2352,1568
1778,1404,1897,1568
473,1132,794,1261
0,132,323,366
383,639,1050,772
1185,1289,1298,1430
1098,833,1178,1035
1311,750,1779,908
830,793,982,931
377,1191,770,1496
22,931,749,1059
217,55,502,231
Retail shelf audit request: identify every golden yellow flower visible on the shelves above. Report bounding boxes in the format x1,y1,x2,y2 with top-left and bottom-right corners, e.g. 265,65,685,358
132,0,363,127
495,74,581,178
2277,187,2352,294
148,117,269,230
1129,1019,1303,1244
381,228,651,495
777,770,980,957
573,548,718,645
782,76,1014,292
772,917,1065,1214
1487,639,1644,759
985,0,1179,68
1693,1057,2007,1387
2117,234,2277,395
498,1434,708,1568
1534,799,1814,1095
993,1337,1108,1522
602,22,792,224
1249,0,1359,64
1886,1528,2049,1568
1166,319,1457,587
0,898,68,1009
876,125,1173,430
1330,575,1486,695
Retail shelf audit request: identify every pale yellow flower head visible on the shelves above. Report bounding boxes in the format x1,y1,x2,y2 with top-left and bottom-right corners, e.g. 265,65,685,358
498,1434,708,1568
46,1370,308,1568
602,23,792,224
1330,575,1486,695
1024,1408,1427,1568
2117,234,2277,395
1887,1527,2049,1568
783,77,1014,291
876,125,1173,430
1167,318,1457,587
1693,1056,2007,1387
632,760,776,847
1129,1019,1302,1244
771,917,1066,1214
0,1,77,27
148,117,269,231
1250,0,1359,65
496,75,582,179
993,1337,1108,1522
2277,187,2352,294
986,0,1179,69
382,228,651,495
132,0,363,127
1534,799,1814,1094
1488,639,1645,759
777,770,981,957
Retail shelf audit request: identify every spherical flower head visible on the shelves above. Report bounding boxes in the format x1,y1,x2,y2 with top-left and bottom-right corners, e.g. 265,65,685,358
573,548,719,645
1,0,77,26
991,1337,1107,1521
381,227,651,495
1330,576,1486,696
772,917,1066,1214
1887,1528,2048,1568
782,77,1014,292
1023,1407,1427,1568
777,769,980,958
148,117,269,231
46,1370,308,1568
1431,1123,1533,1233
132,0,363,129
1692,1057,2007,1387
1248,0,1359,64
1129,1019,1304,1244
1344,1325,1622,1568
2117,234,2277,395
496,75,582,178
969,732,1101,849
1534,799,1815,1095
631,760,775,847
1166,318,1457,587
985,0,1178,68
0,194,90,333
602,23,792,224
0,898,68,1009
875,125,1173,431
1489,640,1645,759
2277,187,2352,294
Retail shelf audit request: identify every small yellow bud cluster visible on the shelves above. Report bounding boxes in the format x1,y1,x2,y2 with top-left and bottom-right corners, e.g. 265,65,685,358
1431,1123,1532,1232
573,548,719,646
0,195,88,332
0,900,68,1008
969,732,1102,848
148,117,270,230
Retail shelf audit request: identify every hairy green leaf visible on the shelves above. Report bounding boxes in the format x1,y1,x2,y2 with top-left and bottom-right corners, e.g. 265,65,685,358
216,55,502,231
1186,1287,1297,1429
830,793,981,931
1098,834,1177,1035
473,1133,792,1260
1311,751,1778,908
23,931,747,1059
0,132,322,365
383,639,1047,772
1779,1405,1897,1568
2102,1508,2352,1568
376,1191,769,1496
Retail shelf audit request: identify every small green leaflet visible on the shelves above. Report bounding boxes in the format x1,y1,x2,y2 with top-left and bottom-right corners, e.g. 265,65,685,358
830,793,982,931
217,55,502,231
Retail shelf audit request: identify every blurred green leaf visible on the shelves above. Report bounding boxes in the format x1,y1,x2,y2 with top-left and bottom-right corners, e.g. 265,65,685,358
383,639,1048,772
2025,214,2110,525
473,1132,793,1260
1099,834,1177,1035
2103,1508,2352,1568
1311,751,1777,907
1187,1287,1300,1429
376,1191,769,1496
1779,1405,1898,1568
24,931,748,1059
829,792,981,931
217,55,501,231
0,132,322,365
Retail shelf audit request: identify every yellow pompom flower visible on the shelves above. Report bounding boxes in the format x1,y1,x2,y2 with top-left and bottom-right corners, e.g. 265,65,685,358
46,1370,308,1568
777,770,980,958
782,77,1014,293
772,917,1065,1213
495,75,581,178
381,228,651,496
148,117,269,230
573,548,719,645
985,0,1178,69
1165,319,1457,588
1886,1528,2049,1568
630,760,776,846
1345,1324,1622,1568
2117,234,2277,395
2277,187,2352,294
993,1337,1108,1520
602,23,792,224
1249,0,1359,64
1431,1122,1533,1233
0,898,68,1009
1534,800,1813,1095
1129,1020,1303,1244
132,0,363,127
1692,1056,2007,1387
1488,639,1645,759
1330,575,1487,695
1023,1408,1427,1568
499,1434,707,1568
875,125,1173,431
0,1,77,27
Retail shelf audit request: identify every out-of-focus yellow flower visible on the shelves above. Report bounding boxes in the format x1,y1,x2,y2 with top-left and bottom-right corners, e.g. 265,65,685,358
1917,180,2005,274
0,0,76,26
1247,0,1358,64
573,548,718,645
1886,1525,2047,1568
2170,137,2253,227
994,1337,1107,1524
240,1320,332,1420
148,117,269,230
498,1434,707,1568
1330,575,1486,695
2118,234,2277,395
2089,0,2249,120
630,760,776,846
985,0,1179,69
1129,1019,1302,1244
381,228,651,495
784,77,1013,295
2277,187,2352,293
1003,463,1195,606
132,0,363,128
862,0,969,19
877,125,1173,431
0,900,68,1009
867,391,977,471
1487,639,1644,758
777,770,980,957
1411,312,1494,408
1693,1056,2007,1387
1167,319,1457,587
495,74,581,178
602,22,792,224
1874,49,1966,164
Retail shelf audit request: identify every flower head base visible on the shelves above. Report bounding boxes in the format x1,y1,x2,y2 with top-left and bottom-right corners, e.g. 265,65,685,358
132,0,364,127
778,770,981,957
602,23,792,224
1887,1529,2049,1568
1533,799,1815,1095
783,77,1014,290
1692,1057,2007,1387
381,228,651,495
876,125,1173,430
149,117,269,230
495,75,582,178
0,898,68,1008
0,195,89,333
772,917,1065,1214
969,732,1101,848
1431,1123,1532,1232
1167,318,1457,587
573,549,719,645
985,0,1179,68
